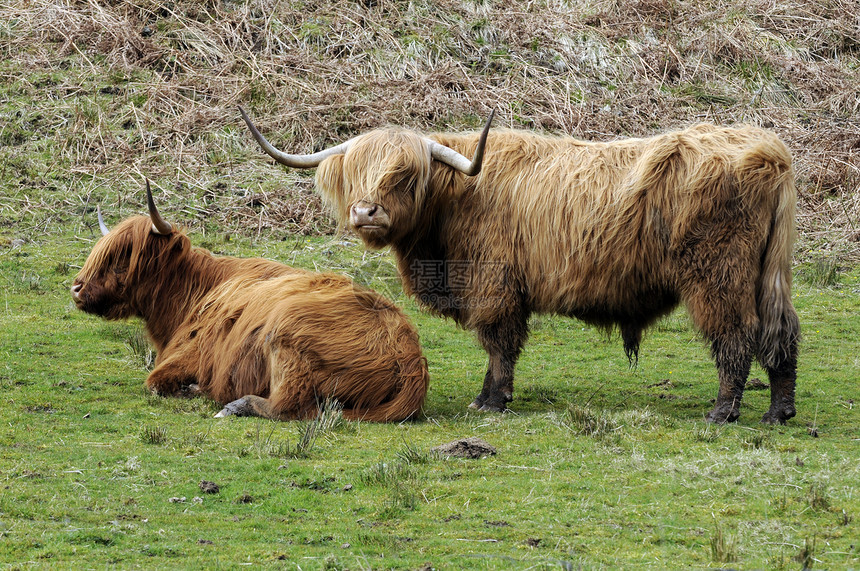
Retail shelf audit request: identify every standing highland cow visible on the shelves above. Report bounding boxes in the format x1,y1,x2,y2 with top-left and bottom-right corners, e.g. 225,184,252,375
240,107,799,424
71,182,429,422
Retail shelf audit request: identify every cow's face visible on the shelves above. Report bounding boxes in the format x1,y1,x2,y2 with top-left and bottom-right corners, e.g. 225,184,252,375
72,219,141,318
317,130,431,250
71,215,180,319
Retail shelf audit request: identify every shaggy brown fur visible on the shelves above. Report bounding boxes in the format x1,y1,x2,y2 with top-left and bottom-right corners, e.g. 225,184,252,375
71,206,428,422
254,121,800,424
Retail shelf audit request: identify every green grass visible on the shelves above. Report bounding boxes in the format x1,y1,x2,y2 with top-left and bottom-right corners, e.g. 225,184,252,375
1,1,859,566
1,232,858,569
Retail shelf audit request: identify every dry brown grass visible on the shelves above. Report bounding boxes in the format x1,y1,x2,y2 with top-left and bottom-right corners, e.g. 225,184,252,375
1,0,858,257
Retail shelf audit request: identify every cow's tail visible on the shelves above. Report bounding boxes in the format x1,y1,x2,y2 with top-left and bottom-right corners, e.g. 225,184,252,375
742,138,800,369
342,353,430,423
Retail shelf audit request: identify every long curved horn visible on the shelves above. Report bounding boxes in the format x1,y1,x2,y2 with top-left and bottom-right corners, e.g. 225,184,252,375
97,205,110,236
146,179,173,235
238,106,356,168
426,109,494,176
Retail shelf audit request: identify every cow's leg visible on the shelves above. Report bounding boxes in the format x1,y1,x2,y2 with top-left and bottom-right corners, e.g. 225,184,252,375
469,312,529,412
760,333,799,425
215,395,302,421
761,357,797,425
683,276,758,423
146,356,198,397
705,332,754,423
216,344,319,421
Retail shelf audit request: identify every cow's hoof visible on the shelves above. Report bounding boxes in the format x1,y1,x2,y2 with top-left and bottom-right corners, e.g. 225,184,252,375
760,413,786,425
761,405,795,425
215,397,251,418
181,383,202,397
469,391,511,412
477,403,506,413
705,406,740,424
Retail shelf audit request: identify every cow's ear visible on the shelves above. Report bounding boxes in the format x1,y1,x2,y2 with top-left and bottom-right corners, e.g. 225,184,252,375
316,154,349,221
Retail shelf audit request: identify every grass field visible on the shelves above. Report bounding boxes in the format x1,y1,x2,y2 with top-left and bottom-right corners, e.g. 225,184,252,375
1,231,858,569
1,0,859,568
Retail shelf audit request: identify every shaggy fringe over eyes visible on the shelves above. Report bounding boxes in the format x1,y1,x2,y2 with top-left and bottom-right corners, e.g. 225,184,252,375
78,215,188,284
317,129,432,230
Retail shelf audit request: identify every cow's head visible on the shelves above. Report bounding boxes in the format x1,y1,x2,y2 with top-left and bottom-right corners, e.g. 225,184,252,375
71,181,184,319
239,107,492,249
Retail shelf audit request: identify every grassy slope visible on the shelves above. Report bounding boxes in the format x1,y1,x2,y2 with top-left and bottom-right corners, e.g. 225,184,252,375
1,0,859,568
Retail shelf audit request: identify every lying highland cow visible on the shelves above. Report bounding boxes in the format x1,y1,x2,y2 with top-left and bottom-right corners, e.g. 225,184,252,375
71,182,429,421
240,107,800,424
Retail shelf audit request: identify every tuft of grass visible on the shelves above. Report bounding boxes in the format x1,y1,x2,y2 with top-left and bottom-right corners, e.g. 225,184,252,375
125,328,155,370
361,456,421,518
795,535,816,570
807,483,831,511
360,460,414,488
12,271,44,292
140,425,168,445
396,439,430,465
380,483,419,518
710,524,738,564
800,256,841,287
566,404,618,438
742,429,772,450
694,422,722,442
290,398,344,458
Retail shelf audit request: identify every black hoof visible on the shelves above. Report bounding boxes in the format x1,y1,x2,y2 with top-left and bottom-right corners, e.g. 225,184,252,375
469,391,511,413
761,406,795,425
705,407,740,424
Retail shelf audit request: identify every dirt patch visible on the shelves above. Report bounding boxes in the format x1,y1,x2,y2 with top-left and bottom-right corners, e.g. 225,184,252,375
431,437,496,459
199,480,220,494
745,378,770,391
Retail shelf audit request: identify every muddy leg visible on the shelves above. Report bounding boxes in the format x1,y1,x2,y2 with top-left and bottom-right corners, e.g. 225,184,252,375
759,304,800,425
761,345,798,425
469,313,528,412
705,334,754,424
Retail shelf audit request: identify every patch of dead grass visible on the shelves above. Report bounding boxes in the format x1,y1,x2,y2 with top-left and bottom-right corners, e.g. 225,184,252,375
1,0,857,258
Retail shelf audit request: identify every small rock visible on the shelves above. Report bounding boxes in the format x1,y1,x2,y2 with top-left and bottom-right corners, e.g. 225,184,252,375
168,496,186,503
431,437,496,459
342,484,353,492
199,480,219,494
